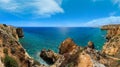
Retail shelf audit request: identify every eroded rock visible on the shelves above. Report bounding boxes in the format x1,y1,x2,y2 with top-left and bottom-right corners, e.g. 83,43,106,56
40,49,62,65
16,28,24,38
0,24,43,67
39,24,120,67
59,38,78,54
101,25,120,58
88,41,94,49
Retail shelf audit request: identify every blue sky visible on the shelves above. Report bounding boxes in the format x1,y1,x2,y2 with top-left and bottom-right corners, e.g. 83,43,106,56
0,0,120,27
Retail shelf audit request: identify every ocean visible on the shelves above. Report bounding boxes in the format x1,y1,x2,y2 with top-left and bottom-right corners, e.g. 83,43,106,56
19,27,106,64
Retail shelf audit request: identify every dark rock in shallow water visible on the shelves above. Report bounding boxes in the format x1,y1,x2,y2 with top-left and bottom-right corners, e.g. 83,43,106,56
40,49,61,65
87,41,94,49
16,28,24,38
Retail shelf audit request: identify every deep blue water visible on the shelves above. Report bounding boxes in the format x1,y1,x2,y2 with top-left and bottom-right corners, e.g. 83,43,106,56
19,27,106,64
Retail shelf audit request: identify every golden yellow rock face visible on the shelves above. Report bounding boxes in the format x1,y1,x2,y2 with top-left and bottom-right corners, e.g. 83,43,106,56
102,38,120,56
77,51,93,67
59,38,78,54
0,39,3,46
0,24,41,67
0,58,4,67
102,25,120,58
39,24,120,67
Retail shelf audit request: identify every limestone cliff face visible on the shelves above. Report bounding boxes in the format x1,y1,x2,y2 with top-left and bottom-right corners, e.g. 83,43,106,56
3,24,119,67
0,58,4,67
0,24,42,67
16,28,24,38
40,49,63,64
40,38,118,67
40,24,120,67
101,25,120,58
59,38,79,55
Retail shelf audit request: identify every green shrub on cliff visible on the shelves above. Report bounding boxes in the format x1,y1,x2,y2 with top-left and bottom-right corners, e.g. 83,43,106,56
4,55,18,67
67,62,74,67
117,60,120,63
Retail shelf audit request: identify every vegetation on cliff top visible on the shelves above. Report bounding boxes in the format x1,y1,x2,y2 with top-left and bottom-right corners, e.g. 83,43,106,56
4,55,18,67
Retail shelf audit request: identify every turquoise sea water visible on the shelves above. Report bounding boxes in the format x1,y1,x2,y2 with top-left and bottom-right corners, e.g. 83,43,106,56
19,27,106,64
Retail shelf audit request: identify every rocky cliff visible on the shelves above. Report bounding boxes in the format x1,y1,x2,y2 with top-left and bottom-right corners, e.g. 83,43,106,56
40,39,120,67
40,24,120,67
1,24,120,67
102,24,120,58
0,24,44,67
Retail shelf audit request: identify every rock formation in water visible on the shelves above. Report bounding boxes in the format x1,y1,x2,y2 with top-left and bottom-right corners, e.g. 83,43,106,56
40,24,120,67
16,28,24,38
40,49,63,64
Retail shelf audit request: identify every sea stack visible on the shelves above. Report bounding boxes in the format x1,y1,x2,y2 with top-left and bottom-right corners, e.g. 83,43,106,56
59,38,78,54
16,28,24,38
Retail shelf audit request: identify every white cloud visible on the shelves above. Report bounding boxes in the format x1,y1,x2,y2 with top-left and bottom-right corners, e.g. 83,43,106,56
112,0,120,7
32,0,64,17
0,0,18,12
0,0,64,17
0,0,10,3
83,16,120,27
55,0,63,4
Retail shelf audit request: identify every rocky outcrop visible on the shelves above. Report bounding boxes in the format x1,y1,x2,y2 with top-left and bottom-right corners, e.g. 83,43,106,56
101,24,120,58
40,38,80,67
40,49,63,64
0,24,43,67
40,24,120,67
87,41,94,49
40,38,116,67
59,38,78,54
16,28,24,38
4,24,120,67
40,49,65,67
0,58,4,67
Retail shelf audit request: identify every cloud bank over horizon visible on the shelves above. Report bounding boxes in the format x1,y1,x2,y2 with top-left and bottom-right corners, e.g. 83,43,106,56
2,16,120,27
82,16,120,27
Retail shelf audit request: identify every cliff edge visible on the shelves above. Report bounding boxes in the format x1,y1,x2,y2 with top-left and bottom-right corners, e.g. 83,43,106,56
101,24,120,58
0,24,43,67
